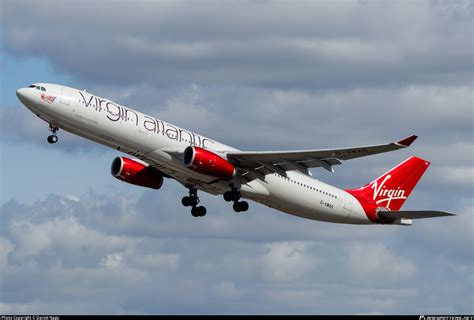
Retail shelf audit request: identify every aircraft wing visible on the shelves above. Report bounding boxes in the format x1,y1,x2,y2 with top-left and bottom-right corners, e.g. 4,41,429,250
226,135,417,179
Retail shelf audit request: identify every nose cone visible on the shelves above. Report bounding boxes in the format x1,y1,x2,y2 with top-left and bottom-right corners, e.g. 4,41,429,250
16,88,30,105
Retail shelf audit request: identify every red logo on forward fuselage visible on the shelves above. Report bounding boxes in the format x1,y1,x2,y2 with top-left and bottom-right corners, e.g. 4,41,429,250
40,93,56,104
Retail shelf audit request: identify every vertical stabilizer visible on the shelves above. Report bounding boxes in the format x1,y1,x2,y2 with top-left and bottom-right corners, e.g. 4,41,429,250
346,156,430,211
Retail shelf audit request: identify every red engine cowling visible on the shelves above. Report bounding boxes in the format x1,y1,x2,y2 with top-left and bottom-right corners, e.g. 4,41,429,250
111,157,163,189
183,146,236,180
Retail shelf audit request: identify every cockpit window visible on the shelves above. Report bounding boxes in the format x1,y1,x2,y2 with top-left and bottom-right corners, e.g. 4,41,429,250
28,84,46,91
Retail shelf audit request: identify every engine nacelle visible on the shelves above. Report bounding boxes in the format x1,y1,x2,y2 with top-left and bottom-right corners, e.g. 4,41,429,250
183,146,236,180
111,157,163,190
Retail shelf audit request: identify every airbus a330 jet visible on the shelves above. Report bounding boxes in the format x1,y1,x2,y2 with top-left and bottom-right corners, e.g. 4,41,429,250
16,83,453,225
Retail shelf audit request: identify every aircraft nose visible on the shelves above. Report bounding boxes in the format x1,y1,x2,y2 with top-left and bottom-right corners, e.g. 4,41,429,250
16,88,29,104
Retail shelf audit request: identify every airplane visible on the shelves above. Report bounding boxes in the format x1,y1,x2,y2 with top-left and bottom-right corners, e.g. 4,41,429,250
16,83,454,225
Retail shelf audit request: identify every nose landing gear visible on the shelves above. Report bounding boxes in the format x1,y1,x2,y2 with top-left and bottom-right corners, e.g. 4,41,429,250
47,123,59,144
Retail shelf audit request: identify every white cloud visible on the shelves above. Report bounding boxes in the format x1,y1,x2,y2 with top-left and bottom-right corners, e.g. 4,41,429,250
64,195,81,202
157,86,218,131
130,253,180,272
3,1,471,88
348,242,417,282
0,190,472,314
430,166,474,188
261,241,317,282
8,216,136,260
100,252,125,269
213,281,241,299
0,238,14,267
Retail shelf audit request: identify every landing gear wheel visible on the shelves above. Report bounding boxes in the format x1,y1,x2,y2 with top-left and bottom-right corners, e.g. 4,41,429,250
190,197,199,207
47,135,58,144
182,196,199,207
233,201,249,213
239,201,249,212
224,189,241,202
233,202,241,212
223,191,234,202
191,206,207,217
183,185,200,208
182,196,191,207
198,206,207,216
185,187,206,217
47,123,59,144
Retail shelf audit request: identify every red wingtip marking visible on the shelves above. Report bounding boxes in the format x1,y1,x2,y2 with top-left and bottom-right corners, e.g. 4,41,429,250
397,135,418,147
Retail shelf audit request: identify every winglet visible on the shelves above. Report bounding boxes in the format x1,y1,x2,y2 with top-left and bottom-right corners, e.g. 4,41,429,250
396,135,418,147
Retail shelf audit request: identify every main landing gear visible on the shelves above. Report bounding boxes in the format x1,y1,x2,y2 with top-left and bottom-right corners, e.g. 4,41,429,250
47,123,59,144
181,187,249,218
182,188,207,217
223,188,249,213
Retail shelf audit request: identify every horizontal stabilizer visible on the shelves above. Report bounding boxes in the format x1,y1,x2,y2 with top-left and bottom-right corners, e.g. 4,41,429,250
379,210,455,220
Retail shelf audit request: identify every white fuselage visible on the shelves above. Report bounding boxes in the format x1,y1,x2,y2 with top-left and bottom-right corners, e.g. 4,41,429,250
17,83,370,224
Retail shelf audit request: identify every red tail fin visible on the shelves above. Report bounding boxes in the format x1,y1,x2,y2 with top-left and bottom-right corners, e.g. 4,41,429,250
346,156,430,211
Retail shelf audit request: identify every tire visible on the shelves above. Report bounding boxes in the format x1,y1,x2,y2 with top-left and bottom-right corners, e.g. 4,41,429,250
240,201,249,212
233,202,241,213
47,135,58,144
223,191,233,202
189,196,199,207
182,196,191,207
225,191,240,202
198,206,207,217
191,207,200,217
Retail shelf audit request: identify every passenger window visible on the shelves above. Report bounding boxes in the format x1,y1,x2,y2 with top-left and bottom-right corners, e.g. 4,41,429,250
35,86,41,90
41,87,46,91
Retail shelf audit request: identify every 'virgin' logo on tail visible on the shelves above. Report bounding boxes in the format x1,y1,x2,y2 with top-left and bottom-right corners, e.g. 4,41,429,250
371,175,406,208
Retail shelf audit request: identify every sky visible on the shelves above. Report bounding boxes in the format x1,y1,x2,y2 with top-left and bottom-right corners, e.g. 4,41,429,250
0,0,473,315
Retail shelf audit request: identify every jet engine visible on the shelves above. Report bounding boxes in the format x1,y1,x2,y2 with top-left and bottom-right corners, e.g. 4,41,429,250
183,146,236,180
111,157,163,189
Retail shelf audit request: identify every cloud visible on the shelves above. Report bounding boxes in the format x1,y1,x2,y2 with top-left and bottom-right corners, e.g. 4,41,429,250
0,238,14,268
100,252,125,269
0,190,472,314
431,166,474,188
348,242,416,283
261,241,317,282
2,1,472,88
